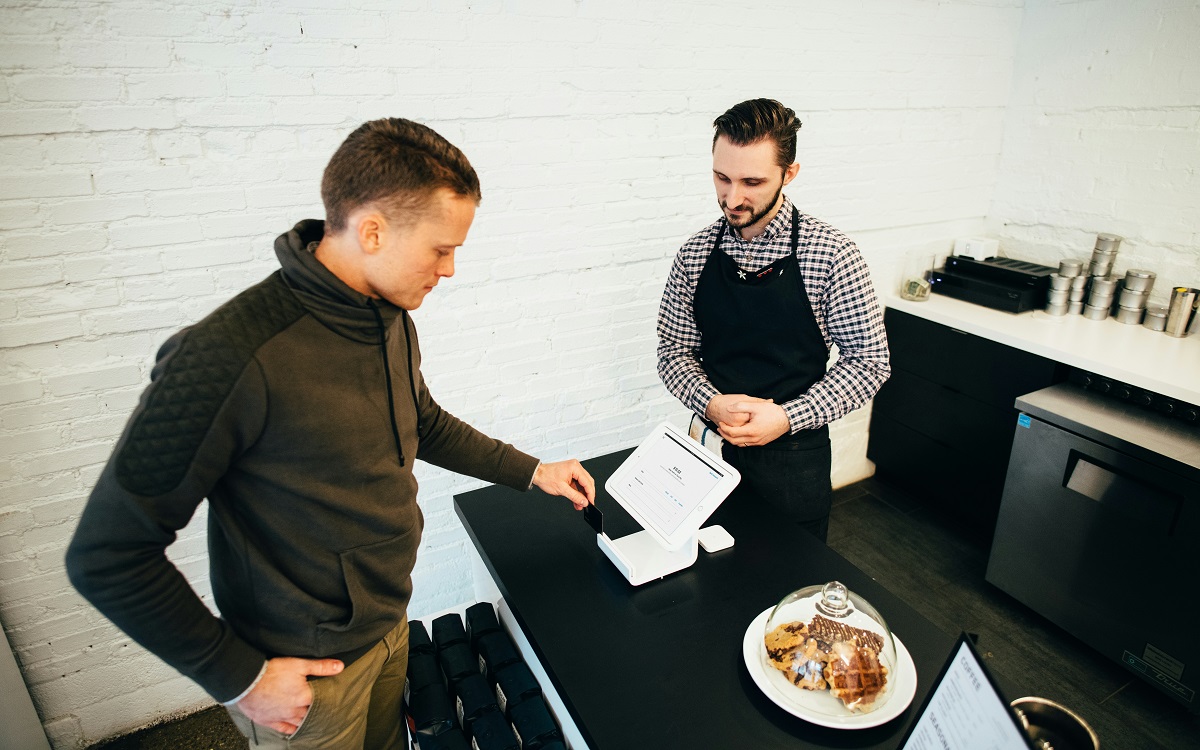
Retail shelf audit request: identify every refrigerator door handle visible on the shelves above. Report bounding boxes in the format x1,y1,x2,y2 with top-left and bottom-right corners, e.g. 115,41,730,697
1062,449,1181,536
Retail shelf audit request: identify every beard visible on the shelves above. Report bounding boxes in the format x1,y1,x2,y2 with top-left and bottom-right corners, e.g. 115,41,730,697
720,181,784,230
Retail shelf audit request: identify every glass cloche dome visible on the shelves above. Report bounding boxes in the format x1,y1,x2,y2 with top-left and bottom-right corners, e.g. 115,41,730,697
761,580,897,715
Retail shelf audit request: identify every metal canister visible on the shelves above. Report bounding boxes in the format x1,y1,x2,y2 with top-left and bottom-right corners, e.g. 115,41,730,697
1082,304,1110,321
1118,287,1148,309
1165,287,1199,337
1069,274,1088,291
1044,302,1069,316
1123,269,1156,293
1143,305,1169,332
1090,276,1118,296
1115,306,1145,325
1094,233,1123,253
1067,301,1084,315
1048,273,1072,291
1068,289,1086,303
1047,289,1069,306
1058,259,1083,278
1088,259,1114,277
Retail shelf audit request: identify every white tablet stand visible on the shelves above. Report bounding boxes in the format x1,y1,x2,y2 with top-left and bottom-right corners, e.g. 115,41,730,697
593,421,740,587
597,529,699,587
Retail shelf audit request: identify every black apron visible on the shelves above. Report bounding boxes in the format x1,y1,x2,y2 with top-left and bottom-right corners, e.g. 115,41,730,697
693,207,834,540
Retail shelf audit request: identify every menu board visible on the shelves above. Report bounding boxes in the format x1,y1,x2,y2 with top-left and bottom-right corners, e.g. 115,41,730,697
899,635,1034,750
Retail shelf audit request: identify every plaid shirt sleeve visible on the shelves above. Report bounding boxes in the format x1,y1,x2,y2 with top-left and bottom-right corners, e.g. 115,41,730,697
781,234,891,432
656,225,721,417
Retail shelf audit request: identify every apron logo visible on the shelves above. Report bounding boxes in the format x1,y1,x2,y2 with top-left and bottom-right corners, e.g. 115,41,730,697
736,266,778,282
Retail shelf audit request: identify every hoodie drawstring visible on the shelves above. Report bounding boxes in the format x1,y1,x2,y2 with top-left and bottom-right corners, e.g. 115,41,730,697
369,301,419,467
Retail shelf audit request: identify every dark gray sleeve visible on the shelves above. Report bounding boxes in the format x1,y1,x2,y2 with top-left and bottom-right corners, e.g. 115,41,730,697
66,330,269,703
405,319,540,490
414,378,540,491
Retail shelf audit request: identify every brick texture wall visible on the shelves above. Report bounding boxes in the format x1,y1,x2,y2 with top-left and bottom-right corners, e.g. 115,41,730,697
986,0,1200,295
16,0,1177,746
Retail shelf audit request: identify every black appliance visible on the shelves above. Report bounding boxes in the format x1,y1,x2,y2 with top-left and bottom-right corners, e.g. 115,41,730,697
930,255,1055,313
987,382,1200,712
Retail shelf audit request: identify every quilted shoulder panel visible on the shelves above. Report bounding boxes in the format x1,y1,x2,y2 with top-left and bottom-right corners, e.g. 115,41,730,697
116,272,307,496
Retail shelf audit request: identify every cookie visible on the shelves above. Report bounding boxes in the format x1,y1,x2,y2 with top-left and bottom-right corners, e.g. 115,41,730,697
763,621,808,662
783,637,829,690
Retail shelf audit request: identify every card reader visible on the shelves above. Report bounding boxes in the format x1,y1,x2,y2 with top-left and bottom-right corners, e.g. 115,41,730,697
697,525,734,552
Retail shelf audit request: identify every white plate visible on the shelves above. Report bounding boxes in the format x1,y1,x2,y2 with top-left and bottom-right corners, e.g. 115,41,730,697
742,607,917,729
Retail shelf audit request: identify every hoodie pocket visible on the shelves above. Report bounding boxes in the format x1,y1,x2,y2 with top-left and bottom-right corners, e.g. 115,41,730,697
316,525,420,653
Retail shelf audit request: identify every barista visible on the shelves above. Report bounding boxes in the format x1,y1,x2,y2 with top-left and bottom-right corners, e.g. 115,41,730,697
655,99,890,541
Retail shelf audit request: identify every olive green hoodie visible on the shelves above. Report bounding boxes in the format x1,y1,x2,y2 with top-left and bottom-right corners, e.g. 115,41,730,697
66,219,538,702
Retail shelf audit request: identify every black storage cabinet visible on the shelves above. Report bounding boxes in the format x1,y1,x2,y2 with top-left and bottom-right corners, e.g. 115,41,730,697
867,307,1065,540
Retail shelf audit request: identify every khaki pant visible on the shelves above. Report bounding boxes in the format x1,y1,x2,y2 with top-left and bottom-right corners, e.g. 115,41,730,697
227,620,410,750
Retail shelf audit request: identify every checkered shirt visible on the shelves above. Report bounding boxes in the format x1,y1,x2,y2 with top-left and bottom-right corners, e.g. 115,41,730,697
656,195,891,433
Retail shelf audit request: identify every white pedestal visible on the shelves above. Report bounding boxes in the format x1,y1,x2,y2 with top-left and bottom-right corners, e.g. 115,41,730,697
596,530,698,586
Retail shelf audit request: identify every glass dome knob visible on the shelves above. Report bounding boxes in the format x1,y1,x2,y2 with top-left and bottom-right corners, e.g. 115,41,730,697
816,580,852,617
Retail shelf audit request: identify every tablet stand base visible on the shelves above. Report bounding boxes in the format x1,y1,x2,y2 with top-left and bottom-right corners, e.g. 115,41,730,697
597,530,698,586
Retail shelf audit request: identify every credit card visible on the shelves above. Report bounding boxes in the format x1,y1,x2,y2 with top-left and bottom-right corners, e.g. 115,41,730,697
583,503,604,534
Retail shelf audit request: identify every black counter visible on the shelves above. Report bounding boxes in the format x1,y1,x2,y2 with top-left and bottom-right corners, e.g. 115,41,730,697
454,448,956,749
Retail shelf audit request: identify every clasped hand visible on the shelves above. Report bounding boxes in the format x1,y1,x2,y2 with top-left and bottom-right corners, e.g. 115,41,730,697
706,393,790,448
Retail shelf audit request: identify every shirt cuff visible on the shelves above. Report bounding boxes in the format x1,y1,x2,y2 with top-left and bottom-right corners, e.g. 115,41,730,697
222,661,268,706
527,462,540,491
689,382,720,421
782,398,817,434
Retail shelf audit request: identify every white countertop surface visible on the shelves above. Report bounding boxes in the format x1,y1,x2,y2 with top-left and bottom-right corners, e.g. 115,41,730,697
885,293,1200,405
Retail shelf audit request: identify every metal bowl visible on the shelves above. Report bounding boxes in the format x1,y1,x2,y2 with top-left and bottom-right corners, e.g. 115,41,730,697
1011,696,1099,750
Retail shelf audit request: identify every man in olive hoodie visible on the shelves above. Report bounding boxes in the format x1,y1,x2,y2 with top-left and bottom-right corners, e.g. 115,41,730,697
66,118,595,749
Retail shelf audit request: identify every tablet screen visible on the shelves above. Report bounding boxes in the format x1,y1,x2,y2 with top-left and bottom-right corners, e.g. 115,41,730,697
609,429,729,537
899,635,1034,750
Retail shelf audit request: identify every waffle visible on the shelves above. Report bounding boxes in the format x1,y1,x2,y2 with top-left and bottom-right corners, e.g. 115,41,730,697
823,641,889,711
809,613,884,653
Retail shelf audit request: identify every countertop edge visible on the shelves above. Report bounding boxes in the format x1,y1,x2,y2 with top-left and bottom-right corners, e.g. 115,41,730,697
885,294,1200,405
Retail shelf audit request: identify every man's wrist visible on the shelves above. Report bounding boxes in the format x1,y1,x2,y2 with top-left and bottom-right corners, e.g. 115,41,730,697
222,661,268,706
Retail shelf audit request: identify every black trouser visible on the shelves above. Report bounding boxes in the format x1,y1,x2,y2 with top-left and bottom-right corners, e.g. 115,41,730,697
721,426,832,543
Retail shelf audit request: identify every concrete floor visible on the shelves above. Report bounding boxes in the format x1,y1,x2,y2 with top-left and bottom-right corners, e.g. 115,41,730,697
89,705,245,750
86,476,1199,749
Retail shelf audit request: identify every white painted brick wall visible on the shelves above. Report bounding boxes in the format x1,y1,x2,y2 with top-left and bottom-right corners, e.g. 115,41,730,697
985,0,1200,300
24,0,1198,746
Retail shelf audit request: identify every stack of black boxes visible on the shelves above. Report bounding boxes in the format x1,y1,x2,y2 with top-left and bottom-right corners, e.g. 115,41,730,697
404,602,567,750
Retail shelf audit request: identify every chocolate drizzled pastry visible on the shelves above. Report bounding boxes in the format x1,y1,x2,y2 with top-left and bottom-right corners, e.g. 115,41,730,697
808,613,884,653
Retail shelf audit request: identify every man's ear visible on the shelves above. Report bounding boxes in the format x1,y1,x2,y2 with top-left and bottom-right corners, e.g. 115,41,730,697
782,161,800,186
354,212,385,255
